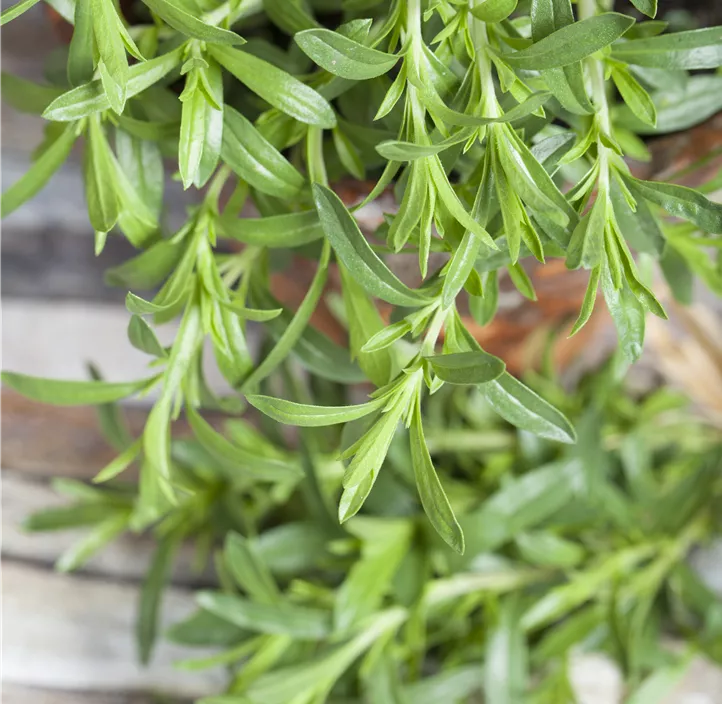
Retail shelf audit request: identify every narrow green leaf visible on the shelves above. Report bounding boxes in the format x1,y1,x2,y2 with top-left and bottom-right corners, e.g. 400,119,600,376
1,73,64,113
57,512,129,572
375,128,474,162
219,301,282,322
84,116,120,233
567,194,606,270
138,537,179,664
410,403,464,553
611,66,656,127
128,315,167,357
625,176,722,234
197,591,331,639
209,45,336,128
1,371,157,405
481,373,576,444
295,28,398,80
220,210,323,248
179,81,207,190
264,0,318,34
221,106,305,199
247,394,382,427
427,159,497,249
429,351,506,385
313,183,430,307
335,518,412,631
242,243,330,390
340,264,393,386
68,0,95,86
569,266,600,337
601,265,645,363
91,0,129,113
251,286,366,384
505,13,635,70
612,26,722,69
0,0,41,24
24,503,115,531
43,47,184,122
516,532,584,568
361,320,412,354
224,532,280,604
186,405,302,481
1,124,77,218
141,0,244,44
103,236,179,290
484,597,528,704
93,438,143,483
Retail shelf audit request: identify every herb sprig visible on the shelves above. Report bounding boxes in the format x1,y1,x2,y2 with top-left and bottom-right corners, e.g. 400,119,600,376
3,0,722,698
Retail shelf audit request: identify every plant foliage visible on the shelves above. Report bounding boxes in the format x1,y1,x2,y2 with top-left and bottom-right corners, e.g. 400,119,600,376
3,0,722,700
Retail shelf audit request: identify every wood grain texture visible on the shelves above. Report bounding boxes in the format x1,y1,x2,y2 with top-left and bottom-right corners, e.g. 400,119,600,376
3,561,226,698
2,684,189,704
2,471,212,585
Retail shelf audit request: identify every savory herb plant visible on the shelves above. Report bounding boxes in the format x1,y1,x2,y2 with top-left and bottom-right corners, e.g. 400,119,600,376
2,0,722,700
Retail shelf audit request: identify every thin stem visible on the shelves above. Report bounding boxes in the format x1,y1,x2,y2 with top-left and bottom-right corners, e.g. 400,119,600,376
469,4,500,118
579,0,612,136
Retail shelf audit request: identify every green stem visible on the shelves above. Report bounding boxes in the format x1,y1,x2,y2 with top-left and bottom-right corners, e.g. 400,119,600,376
469,3,500,118
579,0,612,136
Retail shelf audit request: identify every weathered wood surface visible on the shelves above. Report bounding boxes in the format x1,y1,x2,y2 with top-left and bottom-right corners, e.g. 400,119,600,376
3,562,224,698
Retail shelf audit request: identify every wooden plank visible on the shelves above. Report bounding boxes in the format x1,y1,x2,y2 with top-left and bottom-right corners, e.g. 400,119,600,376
2,391,147,479
2,471,211,585
3,561,226,698
2,684,188,704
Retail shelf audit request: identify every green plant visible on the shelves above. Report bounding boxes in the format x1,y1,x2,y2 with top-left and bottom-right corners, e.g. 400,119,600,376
3,0,722,700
